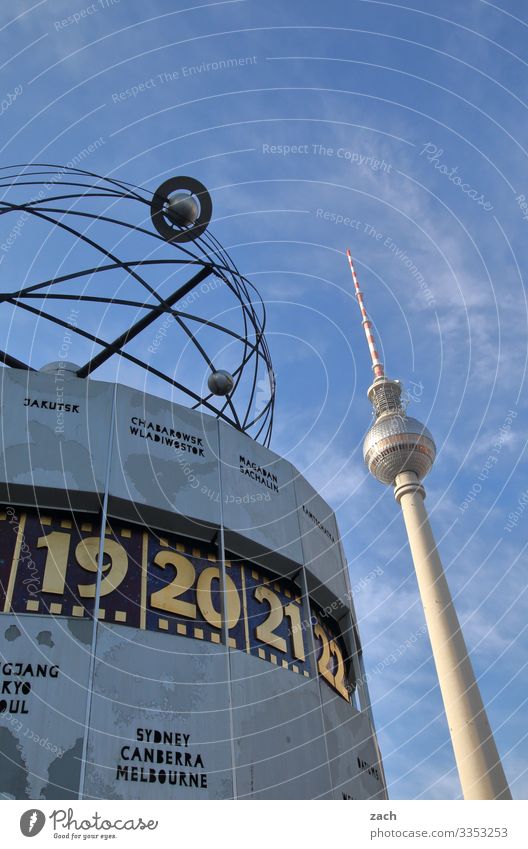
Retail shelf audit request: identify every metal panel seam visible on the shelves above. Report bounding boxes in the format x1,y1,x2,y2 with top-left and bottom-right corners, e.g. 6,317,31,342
217,419,238,800
78,380,118,799
292,472,334,800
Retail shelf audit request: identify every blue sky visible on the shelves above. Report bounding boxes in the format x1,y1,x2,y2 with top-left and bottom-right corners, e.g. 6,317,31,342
0,0,527,800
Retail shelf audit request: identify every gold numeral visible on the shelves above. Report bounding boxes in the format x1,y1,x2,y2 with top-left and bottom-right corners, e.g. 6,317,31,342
314,622,334,688
196,566,241,630
330,639,350,701
149,550,196,619
39,532,129,599
75,537,128,598
284,602,306,661
314,622,350,702
254,585,287,653
38,532,71,595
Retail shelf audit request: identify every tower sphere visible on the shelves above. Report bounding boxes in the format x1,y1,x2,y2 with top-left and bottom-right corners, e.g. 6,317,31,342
208,369,234,396
165,192,200,227
363,414,436,484
40,361,82,375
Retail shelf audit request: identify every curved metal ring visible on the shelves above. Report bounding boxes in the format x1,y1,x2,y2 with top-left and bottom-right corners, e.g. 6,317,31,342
0,163,275,445
150,176,213,243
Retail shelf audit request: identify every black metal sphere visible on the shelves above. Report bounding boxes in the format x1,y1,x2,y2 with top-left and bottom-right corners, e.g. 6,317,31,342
208,370,234,396
150,176,212,244
165,193,200,227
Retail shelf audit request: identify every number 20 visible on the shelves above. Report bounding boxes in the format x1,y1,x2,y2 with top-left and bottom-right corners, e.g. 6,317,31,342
149,551,241,629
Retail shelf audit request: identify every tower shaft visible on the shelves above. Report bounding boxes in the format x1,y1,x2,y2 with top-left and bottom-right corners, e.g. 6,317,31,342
394,471,511,800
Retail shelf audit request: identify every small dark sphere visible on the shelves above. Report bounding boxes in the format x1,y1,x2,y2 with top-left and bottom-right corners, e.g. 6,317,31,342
208,370,234,396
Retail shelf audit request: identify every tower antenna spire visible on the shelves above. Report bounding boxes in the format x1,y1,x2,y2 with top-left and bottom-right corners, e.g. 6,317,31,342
346,248,384,379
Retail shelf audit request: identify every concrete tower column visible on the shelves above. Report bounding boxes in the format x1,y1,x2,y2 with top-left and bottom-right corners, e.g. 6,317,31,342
346,247,511,800
394,470,511,800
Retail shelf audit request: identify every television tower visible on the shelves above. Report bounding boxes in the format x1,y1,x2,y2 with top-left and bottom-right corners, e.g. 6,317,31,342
346,249,511,800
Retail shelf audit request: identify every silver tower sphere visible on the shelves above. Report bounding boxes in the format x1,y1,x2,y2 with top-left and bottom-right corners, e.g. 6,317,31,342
165,192,200,227
362,378,436,485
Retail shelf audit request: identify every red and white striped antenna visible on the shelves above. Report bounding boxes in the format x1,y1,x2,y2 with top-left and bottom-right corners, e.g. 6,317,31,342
346,249,384,379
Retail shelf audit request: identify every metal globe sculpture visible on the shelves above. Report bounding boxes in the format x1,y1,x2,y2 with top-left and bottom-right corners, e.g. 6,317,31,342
0,164,275,445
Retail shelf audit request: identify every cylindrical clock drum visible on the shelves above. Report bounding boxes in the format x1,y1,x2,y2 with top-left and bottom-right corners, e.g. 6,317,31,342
0,366,386,800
